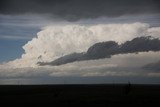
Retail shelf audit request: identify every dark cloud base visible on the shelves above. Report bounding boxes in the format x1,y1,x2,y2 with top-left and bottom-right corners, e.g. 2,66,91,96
143,61,160,71
0,0,160,21
38,36,160,66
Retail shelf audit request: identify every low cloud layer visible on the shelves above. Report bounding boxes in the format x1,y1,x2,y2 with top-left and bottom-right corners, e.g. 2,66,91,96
143,61,160,71
0,51,160,78
39,36,160,66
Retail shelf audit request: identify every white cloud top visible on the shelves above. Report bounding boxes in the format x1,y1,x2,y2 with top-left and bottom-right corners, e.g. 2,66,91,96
4,22,160,68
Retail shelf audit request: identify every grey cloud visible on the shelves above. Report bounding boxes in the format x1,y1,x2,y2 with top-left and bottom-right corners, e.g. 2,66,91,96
38,53,85,66
143,61,160,71
0,0,160,21
38,36,160,66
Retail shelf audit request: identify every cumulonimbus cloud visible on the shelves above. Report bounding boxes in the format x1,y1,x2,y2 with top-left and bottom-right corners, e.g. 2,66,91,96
3,22,160,68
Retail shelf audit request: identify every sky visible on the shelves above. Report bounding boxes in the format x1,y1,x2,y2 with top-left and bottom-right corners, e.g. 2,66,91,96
0,0,160,84
1,0,160,62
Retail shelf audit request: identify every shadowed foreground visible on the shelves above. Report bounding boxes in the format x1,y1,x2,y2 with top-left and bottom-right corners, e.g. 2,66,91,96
0,84,160,107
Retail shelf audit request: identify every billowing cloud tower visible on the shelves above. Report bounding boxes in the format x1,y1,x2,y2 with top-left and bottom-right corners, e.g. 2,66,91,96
4,22,160,68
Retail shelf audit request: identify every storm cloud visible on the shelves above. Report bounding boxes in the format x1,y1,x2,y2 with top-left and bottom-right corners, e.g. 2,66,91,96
0,0,160,21
38,36,160,66
0,0,160,84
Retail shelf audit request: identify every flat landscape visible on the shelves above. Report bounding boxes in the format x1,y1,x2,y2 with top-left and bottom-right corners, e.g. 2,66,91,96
0,84,160,106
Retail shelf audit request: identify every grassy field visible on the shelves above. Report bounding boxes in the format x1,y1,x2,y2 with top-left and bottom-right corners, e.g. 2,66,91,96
0,84,160,106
